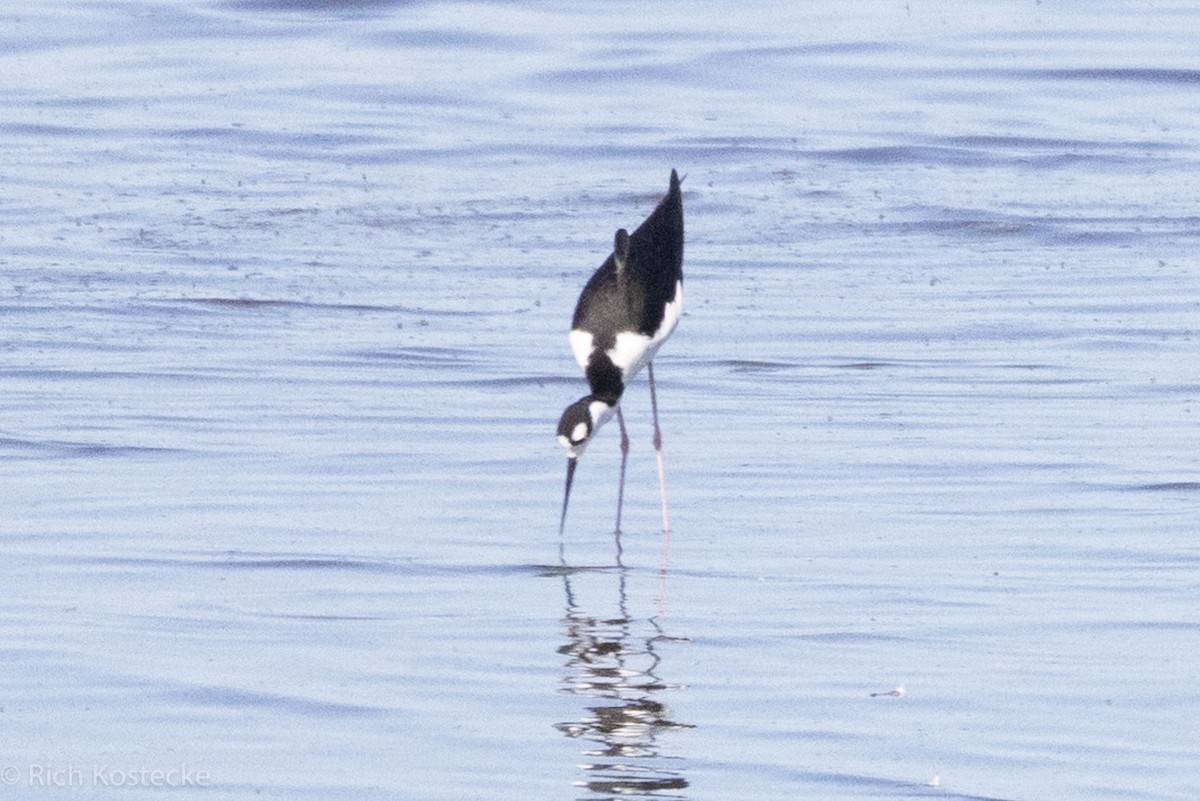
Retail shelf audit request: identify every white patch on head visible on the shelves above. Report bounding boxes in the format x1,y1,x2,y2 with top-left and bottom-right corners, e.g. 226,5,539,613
559,433,585,459
568,329,594,371
570,422,588,443
607,280,683,382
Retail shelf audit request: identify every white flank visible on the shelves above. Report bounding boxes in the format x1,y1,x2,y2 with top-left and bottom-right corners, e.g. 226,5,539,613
568,329,594,371
608,280,682,381
609,330,652,376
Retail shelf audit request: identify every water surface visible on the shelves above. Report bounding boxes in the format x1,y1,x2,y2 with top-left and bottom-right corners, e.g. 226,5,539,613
3,1,1200,799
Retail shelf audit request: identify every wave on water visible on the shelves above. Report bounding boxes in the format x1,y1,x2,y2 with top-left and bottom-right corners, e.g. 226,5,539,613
0,435,178,459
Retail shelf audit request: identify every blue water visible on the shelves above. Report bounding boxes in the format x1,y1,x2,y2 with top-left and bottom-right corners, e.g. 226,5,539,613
4,1,1200,798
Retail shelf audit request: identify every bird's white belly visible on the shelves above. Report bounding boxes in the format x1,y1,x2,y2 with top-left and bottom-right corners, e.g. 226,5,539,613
610,330,655,380
611,281,684,381
569,281,683,381
568,329,594,372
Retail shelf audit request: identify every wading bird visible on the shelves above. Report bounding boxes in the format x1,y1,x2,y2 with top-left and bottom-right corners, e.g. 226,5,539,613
557,170,684,535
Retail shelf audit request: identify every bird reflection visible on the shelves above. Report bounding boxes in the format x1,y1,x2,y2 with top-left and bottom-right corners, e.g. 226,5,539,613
555,534,692,799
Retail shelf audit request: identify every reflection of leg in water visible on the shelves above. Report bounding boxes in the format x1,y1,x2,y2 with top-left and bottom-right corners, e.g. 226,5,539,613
556,554,692,798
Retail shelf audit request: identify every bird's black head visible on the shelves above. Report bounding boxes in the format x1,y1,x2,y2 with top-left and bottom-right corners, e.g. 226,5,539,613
556,396,595,460
558,395,612,535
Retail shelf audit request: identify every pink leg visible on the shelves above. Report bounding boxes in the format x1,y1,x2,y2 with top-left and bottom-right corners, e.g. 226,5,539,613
614,405,629,534
648,363,670,533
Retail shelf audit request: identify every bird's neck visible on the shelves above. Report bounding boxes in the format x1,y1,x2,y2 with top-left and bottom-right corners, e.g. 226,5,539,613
588,398,617,432
584,352,625,406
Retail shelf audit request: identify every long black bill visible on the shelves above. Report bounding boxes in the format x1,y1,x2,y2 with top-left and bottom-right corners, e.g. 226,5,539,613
559,457,577,536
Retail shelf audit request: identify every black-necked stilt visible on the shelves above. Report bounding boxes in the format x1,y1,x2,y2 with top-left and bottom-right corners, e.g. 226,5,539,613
557,169,684,535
